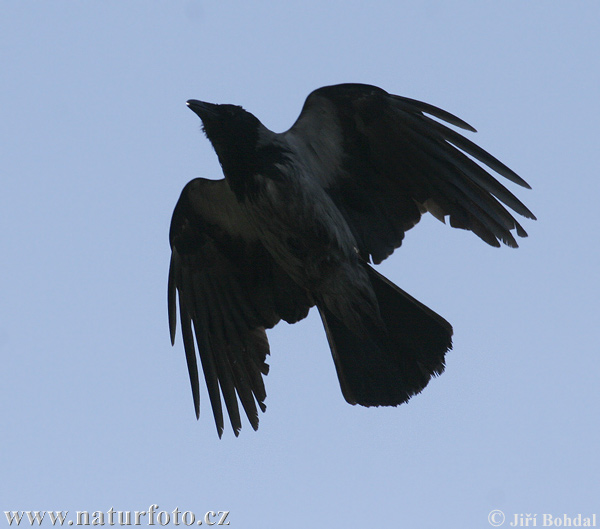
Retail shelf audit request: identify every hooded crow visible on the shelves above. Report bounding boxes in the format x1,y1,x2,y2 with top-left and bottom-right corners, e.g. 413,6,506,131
168,83,535,437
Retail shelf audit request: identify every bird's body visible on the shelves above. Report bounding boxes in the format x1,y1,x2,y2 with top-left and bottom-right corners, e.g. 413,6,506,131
238,157,377,334
168,83,535,437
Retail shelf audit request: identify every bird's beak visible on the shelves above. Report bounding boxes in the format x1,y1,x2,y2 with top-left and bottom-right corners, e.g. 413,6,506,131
187,100,219,120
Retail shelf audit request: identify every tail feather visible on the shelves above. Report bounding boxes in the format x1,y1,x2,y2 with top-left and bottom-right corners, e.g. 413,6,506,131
319,264,452,406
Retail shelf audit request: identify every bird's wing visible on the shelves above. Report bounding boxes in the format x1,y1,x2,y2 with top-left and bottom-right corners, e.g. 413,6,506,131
284,83,536,264
168,178,312,437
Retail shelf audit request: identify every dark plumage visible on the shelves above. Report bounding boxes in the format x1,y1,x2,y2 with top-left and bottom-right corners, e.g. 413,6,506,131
168,83,535,437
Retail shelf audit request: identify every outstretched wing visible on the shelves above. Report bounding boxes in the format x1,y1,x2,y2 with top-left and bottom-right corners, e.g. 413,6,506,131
168,178,312,437
285,83,536,264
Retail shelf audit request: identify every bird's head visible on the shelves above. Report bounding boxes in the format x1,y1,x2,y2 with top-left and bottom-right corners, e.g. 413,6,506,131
187,100,263,169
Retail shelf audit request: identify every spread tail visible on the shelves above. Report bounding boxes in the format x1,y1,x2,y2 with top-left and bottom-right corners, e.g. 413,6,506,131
319,264,453,406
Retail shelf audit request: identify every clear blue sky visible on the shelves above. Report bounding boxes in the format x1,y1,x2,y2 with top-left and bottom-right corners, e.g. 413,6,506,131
2,2,598,527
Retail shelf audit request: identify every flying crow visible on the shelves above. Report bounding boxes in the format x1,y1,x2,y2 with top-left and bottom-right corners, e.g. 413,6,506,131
167,83,535,437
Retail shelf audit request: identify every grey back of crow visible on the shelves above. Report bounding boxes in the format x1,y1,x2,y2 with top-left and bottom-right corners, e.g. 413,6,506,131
167,83,535,437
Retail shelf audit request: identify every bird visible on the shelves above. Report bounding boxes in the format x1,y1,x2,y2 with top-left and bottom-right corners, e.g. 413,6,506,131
167,83,535,438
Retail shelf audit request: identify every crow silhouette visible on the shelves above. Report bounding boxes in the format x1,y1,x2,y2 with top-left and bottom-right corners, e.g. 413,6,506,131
167,84,535,437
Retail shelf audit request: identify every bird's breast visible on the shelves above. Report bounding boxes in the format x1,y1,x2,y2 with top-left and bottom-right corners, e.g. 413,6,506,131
239,167,358,291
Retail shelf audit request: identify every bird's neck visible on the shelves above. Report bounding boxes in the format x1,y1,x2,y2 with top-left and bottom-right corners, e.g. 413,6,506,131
221,144,291,203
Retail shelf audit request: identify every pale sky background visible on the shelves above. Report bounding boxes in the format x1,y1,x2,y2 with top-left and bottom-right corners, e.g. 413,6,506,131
2,2,599,528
